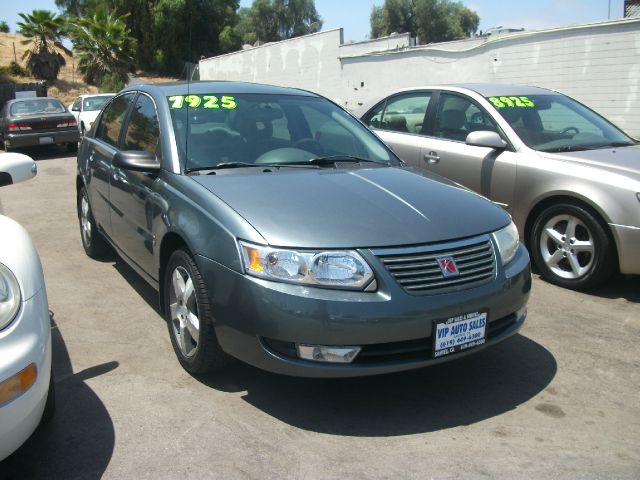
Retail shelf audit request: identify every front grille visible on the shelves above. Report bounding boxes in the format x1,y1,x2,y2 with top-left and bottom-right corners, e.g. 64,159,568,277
372,236,496,295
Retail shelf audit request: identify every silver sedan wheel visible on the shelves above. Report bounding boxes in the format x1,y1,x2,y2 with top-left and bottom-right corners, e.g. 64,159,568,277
169,266,200,358
539,214,595,280
80,195,92,247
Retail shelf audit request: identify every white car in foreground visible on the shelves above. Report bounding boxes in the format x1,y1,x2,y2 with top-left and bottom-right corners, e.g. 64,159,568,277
0,153,54,461
69,93,115,136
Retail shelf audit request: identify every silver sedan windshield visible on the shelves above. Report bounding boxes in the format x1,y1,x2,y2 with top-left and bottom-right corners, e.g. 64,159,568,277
486,94,636,152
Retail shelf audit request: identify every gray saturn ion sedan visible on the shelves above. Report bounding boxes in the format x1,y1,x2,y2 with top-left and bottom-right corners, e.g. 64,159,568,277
77,81,530,377
359,84,640,291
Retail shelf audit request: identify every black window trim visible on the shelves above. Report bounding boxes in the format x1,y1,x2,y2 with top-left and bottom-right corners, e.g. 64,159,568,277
120,91,163,165
94,91,136,149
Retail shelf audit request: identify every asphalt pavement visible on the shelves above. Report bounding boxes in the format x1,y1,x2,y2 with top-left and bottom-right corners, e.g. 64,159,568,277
0,148,638,480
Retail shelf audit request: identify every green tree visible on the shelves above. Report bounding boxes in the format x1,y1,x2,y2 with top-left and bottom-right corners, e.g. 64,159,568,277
67,9,136,86
152,0,240,74
370,0,479,44
17,10,71,81
235,0,322,45
0,21,10,33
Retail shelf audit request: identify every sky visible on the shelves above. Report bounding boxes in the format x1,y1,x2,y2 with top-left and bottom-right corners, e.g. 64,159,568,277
2,0,628,43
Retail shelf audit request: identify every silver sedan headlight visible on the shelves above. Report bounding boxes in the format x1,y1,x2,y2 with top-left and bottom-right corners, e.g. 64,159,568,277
0,263,21,330
492,221,519,265
239,241,374,289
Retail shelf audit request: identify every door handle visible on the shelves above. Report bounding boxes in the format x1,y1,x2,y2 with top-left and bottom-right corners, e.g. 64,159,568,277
424,151,440,165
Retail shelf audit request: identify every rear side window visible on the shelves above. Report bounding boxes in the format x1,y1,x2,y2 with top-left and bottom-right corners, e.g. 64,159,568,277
96,93,135,147
123,94,160,154
364,92,431,134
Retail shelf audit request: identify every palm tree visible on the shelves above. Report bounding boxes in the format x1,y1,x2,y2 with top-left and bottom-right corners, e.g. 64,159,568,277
17,10,71,81
67,10,136,87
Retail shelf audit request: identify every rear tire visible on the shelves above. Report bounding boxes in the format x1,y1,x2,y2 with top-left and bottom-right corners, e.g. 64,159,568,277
77,186,110,258
530,202,615,290
164,249,232,375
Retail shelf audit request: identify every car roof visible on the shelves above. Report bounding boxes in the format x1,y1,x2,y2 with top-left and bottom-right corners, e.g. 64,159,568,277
79,93,115,98
448,83,557,96
121,80,320,98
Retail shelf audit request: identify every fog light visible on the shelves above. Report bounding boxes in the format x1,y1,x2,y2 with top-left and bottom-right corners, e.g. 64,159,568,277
296,344,361,363
0,363,37,407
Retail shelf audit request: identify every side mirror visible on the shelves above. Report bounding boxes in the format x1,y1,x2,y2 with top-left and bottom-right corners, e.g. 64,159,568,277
0,153,37,187
113,150,161,173
466,131,508,149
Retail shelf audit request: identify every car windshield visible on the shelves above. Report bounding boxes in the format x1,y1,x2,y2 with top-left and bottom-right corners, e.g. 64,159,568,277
83,96,112,111
10,99,66,116
486,94,636,152
167,93,396,170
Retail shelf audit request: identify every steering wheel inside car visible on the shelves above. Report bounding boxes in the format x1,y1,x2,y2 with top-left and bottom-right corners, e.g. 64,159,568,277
560,126,580,136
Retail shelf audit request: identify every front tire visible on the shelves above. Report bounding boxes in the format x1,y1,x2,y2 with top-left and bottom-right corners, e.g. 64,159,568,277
530,202,615,290
77,186,110,258
164,249,231,374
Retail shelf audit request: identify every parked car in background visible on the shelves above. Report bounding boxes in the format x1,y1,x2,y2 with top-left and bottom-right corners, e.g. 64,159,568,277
77,81,530,378
0,97,79,152
69,93,115,136
0,153,54,461
358,84,640,290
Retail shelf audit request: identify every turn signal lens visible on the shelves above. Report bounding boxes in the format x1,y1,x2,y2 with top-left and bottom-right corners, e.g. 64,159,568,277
0,363,37,407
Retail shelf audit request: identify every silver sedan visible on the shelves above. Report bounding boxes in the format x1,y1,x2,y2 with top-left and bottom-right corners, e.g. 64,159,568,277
358,84,640,290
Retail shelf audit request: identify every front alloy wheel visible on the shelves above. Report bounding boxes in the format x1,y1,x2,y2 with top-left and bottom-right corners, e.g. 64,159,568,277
168,266,200,358
164,249,231,374
531,203,614,290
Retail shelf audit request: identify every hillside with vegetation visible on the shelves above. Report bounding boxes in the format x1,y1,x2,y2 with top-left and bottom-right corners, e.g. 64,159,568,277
0,31,96,105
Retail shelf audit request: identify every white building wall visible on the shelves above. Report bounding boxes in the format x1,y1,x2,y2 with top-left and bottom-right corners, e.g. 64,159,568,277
200,19,640,137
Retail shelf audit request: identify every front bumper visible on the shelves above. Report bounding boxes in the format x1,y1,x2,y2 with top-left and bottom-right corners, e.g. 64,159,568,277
0,288,52,461
197,244,531,377
610,223,640,275
5,129,79,148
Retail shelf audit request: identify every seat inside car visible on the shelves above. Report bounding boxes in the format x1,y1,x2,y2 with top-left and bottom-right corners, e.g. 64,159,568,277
438,109,468,141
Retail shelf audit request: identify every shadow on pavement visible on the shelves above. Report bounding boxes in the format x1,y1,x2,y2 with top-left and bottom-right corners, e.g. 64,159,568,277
0,314,118,479
585,274,640,303
197,333,556,436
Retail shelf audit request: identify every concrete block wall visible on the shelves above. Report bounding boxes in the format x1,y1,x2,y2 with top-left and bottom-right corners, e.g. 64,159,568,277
200,19,640,137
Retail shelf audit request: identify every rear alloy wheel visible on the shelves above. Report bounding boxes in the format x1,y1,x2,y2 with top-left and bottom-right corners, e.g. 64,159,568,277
531,203,615,290
78,186,110,258
164,249,231,374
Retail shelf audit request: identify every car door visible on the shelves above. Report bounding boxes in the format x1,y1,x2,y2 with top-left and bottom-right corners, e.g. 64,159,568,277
362,91,433,167
86,93,136,240
419,91,517,212
109,93,161,278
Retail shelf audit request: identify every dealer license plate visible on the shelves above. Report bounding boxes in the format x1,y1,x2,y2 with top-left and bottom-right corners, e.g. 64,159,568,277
433,311,488,358
39,137,54,145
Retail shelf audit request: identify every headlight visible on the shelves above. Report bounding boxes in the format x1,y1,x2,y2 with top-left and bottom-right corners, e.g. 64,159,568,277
0,263,21,330
239,241,374,290
492,221,519,265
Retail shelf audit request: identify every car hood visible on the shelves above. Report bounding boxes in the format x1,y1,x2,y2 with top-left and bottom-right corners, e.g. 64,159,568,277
536,144,640,179
0,215,45,300
191,166,510,248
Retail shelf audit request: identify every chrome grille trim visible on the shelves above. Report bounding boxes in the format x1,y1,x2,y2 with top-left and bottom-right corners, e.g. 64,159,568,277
371,235,496,295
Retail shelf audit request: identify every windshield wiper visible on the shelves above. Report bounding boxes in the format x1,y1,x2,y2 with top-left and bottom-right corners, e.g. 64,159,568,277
185,162,257,174
590,141,637,149
277,155,384,167
539,145,594,153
